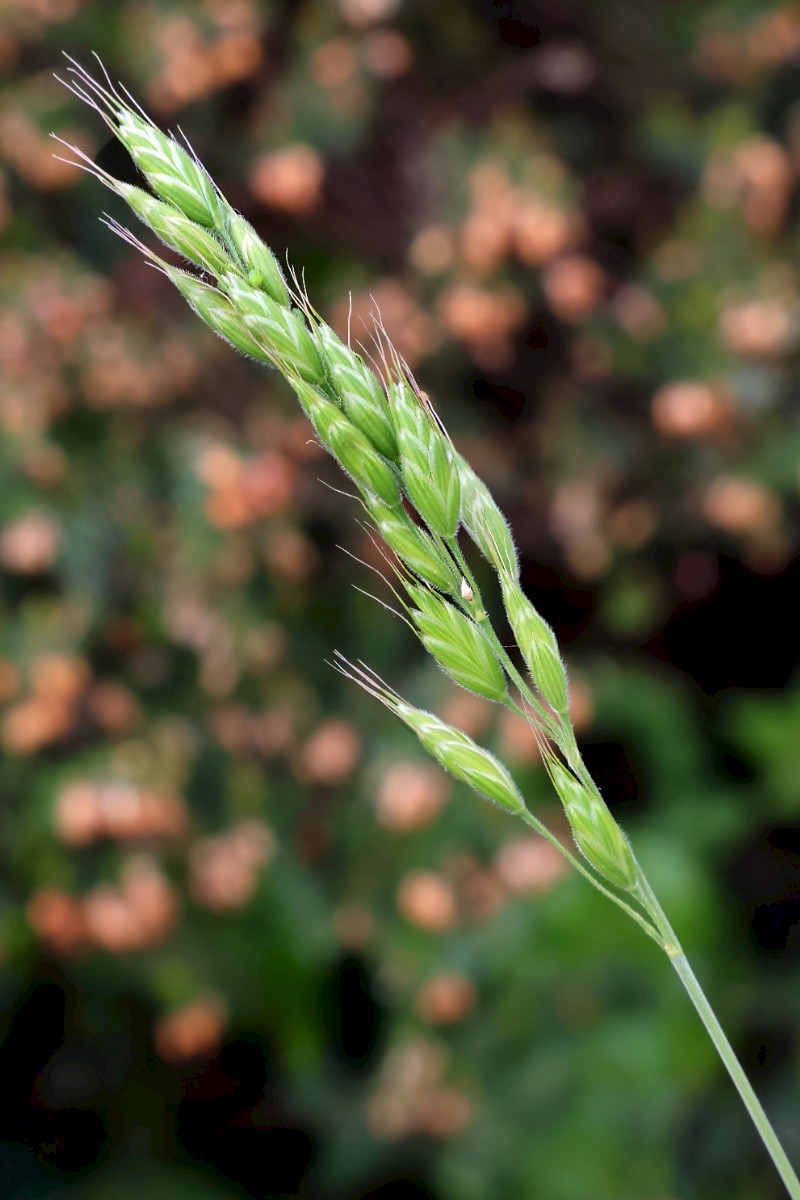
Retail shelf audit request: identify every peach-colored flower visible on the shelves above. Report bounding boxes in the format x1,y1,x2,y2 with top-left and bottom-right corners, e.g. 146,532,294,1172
299,718,360,785
263,526,319,583
1,696,72,755
494,835,569,894
702,476,781,535
397,870,457,932
31,653,90,704
154,995,227,1064
375,762,450,831
497,708,540,765
409,224,456,276
339,0,401,27
367,1036,472,1140
460,207,513,273
248,706,296,758
719,298,796,358
27,888,87,958
651,381,733,439
21,442,67,487
439,283,527,368
438,689,493,739
0,511,60,573
416,1087,473,1138
190,819,276,911
54,781,101,847
362,30,413,78
415,973,477,1025
568,676,594,732
541,254,605,322
311,37,358,89
86,680,142,735
606,500,658,551
250,145,325,216
610,284,666,341
450,854,507,923
514,200,574,266
735,137,793,234
243,452,295,517
83,857,179,952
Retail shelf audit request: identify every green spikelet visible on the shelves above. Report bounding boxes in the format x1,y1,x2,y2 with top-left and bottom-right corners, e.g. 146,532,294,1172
315,324,398,461
221,275,326,386
119,184,233,277
289,380,401,507
223,212,291,307
166,268,278,363
364,499,458,593
391,379,461,539
408,585,507,701
547,756,637,889
396,704,525,815
458,455,519,580
501,574,569,717
113,108,222,228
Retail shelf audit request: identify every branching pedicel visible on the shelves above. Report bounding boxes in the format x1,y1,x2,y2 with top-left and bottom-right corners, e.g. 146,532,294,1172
55,56,799,1198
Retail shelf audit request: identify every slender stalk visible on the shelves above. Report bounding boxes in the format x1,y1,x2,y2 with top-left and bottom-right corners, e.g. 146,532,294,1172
452,519,800,1194
634,873,800,1199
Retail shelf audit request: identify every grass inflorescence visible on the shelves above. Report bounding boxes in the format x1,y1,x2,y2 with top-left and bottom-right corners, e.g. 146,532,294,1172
54,55,800,1200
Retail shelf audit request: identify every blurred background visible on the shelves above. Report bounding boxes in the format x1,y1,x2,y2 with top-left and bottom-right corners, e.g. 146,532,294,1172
1,0,799,1197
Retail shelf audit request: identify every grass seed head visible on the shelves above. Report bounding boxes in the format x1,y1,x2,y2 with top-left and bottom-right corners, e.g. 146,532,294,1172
391,379,461,539
546,756,637,889
501,575,569,716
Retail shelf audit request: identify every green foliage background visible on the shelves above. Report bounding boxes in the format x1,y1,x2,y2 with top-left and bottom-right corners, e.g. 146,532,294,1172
0,1,799,1197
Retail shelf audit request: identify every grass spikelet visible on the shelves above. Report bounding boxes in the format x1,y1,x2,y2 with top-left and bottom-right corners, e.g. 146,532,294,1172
406,584,508,701
220,274,327,386
390,377,461,539
332,655,524,814
314,323,399,461
60,54,222,227
500,573,569,717
457,454,520,580
363,498,459,594
541,747,637,890
222,211,291,307
288,379,401,508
